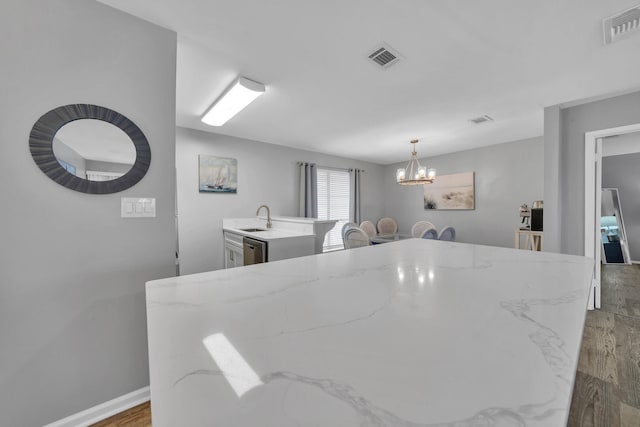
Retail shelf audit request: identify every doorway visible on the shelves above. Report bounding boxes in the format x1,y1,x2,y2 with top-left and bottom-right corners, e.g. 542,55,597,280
584,124,640,309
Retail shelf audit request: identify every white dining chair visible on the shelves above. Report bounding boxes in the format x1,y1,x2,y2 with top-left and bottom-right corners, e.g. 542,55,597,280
411,221,436,238
341,222,357,242
344,227,371,249
420,227,438,240
377,217,398,235
438,226,456,241
359,220,377,237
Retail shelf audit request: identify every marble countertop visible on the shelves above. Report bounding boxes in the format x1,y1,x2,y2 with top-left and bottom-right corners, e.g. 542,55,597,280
223,217,315,241
146,239,593,427
266,215,337,224
223,226,314,241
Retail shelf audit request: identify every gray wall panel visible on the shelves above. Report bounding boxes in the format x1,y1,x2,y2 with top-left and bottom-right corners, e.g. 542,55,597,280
0,1,176,425
556,91,640,255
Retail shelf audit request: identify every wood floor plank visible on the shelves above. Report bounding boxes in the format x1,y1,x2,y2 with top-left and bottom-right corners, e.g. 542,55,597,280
601,268,628,316
620,402,640,427
570,264,640,426
577,310,618,384
615,313,640,408
89,401,151,427
624,298,640,318
568,371,621,427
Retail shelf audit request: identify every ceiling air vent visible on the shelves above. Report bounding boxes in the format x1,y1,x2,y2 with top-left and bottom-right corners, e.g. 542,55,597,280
368,43,401,69
604,4,640,45
470,115,494,124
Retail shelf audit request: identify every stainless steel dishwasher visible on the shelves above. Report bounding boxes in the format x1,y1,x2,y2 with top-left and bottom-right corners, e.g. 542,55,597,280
243,236,267,265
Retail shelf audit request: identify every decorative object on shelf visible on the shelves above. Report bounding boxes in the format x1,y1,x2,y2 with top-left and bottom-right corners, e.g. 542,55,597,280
199,155,238,193
396,139,436,185
519,204,531,229
201,76,265,126
424,172,475,210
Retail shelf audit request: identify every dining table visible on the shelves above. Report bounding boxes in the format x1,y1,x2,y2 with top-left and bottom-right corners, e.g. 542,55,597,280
145,238,593,427
369,233,414,244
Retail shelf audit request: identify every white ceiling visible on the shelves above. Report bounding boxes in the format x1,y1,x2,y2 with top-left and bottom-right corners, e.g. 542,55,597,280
98,0,640,164
55,119,136,164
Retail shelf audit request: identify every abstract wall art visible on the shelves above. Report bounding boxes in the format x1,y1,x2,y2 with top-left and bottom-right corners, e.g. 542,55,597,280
423,172,475,210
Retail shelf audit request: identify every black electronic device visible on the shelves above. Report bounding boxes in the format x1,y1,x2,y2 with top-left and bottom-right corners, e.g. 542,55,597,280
531,208,543,231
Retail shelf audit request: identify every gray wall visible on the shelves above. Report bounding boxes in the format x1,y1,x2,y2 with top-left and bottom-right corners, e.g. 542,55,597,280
382,137,544,248
176,127,384,275
549,91,640,256
602,153,640,262
543,105,562,253
0,1,177,426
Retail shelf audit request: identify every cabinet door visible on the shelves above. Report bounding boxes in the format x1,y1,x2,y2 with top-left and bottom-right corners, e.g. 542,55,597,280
225,245,244,268
225,247,233,268
227,247,244,268
224,231,244,268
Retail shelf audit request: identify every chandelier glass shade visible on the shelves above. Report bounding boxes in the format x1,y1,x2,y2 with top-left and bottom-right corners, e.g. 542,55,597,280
396,139,436,185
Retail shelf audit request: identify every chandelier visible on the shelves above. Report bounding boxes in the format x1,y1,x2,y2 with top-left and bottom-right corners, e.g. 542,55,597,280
396,139,436,185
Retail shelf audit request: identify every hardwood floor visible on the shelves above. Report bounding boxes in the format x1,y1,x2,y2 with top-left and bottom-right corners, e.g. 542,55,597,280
89,402,151,427
568,264,640,426
92,265,640,426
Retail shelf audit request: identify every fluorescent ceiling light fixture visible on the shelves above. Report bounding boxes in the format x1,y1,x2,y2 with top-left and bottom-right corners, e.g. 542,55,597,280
202,333,263,397
201,77,265,126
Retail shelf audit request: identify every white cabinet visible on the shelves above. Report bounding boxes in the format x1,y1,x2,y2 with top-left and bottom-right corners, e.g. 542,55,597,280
223,231,244,268
222,217,337,269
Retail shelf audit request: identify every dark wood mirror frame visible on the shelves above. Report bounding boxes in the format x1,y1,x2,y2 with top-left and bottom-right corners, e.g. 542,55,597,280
29,104,151,194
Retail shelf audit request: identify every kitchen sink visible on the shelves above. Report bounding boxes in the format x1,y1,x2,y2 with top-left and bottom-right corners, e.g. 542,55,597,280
239,228,267,232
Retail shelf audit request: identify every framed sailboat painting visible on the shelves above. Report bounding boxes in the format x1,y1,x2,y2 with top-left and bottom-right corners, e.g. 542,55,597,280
199,155,238,193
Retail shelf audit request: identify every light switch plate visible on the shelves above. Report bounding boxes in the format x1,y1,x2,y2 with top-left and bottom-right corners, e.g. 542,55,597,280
121,197,156,218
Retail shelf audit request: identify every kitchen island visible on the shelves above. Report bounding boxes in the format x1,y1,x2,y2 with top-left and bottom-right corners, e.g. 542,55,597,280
222,216,337,267
146,239,593,426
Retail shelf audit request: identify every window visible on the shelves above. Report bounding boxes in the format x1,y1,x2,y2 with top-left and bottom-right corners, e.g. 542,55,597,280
57,159,76,175
85,170,125,181
317,168,350,251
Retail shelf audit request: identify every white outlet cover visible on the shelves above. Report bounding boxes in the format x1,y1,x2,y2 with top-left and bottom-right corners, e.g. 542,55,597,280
121,197,156,218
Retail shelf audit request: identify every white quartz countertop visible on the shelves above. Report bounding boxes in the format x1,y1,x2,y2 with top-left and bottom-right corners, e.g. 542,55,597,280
223,226,314,240
222,217,316,240
146,239,593,427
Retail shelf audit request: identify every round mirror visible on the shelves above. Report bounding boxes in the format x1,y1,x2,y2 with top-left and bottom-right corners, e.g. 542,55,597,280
53,119,136,182
29,104,151,194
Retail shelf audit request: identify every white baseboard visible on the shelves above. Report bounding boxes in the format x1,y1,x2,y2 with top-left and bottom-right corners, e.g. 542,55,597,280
43,386,150,427
632,260,640,264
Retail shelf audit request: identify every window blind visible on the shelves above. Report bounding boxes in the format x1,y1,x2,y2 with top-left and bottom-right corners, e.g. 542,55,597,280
317,168,351,251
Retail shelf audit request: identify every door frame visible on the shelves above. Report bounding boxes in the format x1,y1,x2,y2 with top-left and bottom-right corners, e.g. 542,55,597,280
584,123,640,309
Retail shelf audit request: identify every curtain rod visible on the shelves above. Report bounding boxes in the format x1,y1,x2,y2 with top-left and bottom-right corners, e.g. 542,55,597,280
297,161,365,172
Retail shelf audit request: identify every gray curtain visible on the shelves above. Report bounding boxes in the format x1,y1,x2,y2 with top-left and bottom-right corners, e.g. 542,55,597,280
298,162,317,218
350,168,363,224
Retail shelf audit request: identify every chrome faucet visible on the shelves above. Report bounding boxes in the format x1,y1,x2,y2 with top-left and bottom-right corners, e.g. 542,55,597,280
256,205,272,229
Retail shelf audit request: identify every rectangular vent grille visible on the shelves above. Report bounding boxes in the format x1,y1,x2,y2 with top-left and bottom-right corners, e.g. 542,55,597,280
470,115,494,124
604,5,640,44
368,43,401,69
